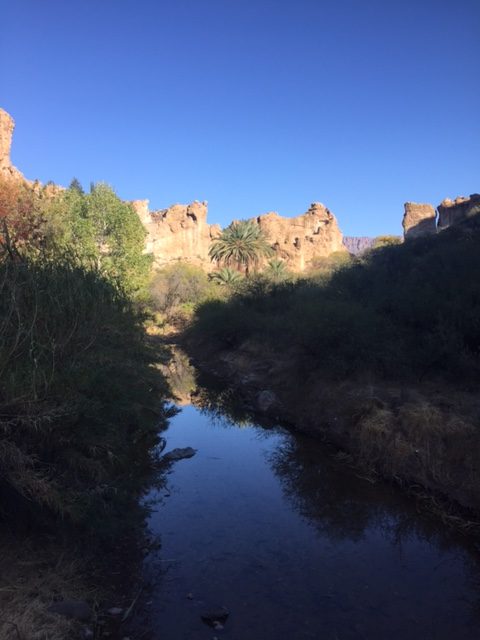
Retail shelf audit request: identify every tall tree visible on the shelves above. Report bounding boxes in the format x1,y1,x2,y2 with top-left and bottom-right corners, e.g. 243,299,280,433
209,220,273,275
41,182,152,296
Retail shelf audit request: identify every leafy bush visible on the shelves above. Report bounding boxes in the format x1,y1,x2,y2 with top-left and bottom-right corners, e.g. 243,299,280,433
306,250,352,278
372,235,402,248
0,176,170,534
150,263,221,320
0,254,169,532
40,181,152,297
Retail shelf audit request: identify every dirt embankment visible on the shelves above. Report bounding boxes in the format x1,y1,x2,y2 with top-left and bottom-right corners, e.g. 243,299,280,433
185,337,480,528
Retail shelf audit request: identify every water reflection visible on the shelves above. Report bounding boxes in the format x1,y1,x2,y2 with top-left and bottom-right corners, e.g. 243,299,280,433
134,350,480,640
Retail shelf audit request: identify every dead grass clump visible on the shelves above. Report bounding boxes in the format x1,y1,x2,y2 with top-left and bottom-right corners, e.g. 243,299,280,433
0,533,92,640
398,401,448,440
356,407,394,462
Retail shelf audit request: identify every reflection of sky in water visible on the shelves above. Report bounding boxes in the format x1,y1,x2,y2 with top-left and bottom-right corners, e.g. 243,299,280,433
141,404,480,640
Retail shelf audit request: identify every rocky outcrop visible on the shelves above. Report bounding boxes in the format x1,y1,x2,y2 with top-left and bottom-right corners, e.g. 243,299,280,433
5,105,477,270
343,236,374,255
402,202,437,239
0,108,24,181
402,196,480,240
132,200,221,269
437,194,480,230
251,202,345,271
134,200,345,272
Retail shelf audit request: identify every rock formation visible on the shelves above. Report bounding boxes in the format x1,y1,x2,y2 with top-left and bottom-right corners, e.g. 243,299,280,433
0,108,24,181
132,199,221,269
402,202,437,239
437,194,480,230
402,195,480,240
134,199,345,272
1,107,346,272
5,105,478,271
343,236,375,255
251,202,346,271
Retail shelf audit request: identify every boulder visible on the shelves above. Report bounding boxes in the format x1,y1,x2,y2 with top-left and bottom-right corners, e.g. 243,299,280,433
161,447,197,462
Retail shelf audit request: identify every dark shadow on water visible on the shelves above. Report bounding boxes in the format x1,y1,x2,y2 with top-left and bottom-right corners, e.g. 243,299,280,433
130,350,480,640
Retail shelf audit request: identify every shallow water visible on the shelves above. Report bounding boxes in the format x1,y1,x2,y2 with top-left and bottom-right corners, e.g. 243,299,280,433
139,403,480,640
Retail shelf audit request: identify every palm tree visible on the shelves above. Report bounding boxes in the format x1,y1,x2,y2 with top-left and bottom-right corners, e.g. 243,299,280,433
265,258,289,282
209,267,244,287
209,220,273,275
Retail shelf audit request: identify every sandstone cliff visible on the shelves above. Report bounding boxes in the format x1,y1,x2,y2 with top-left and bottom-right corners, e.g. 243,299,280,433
131,200,221,269
251,202,346,271
133,199,345,272
403,195,480,240
437,194,480,230
0,108,24,181
402,202,437,239
4,105,477,271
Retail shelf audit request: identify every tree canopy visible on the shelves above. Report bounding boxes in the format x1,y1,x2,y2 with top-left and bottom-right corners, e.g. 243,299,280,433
41,181,152,296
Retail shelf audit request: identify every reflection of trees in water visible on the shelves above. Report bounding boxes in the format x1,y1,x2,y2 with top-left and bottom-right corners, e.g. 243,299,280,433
269,438,389,542
164,348,480,619
188,352,480,552
269,434,480,555
192,369,257,428
268,431,480,624
158,346,197,405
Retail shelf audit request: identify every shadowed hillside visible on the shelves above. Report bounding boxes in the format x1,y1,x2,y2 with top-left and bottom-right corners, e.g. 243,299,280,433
186,214,480,515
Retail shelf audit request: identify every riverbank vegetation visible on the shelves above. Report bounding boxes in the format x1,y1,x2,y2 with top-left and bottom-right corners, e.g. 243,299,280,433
0,176,170,638
186,216,480,518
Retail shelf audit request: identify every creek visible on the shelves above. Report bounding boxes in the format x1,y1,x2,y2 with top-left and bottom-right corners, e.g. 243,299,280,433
134,353,480,640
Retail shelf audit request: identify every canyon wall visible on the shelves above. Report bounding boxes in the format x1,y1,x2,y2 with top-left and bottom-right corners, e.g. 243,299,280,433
131,199,221,270
3,107,479,270
250,202,346,271
403,194,480,240
132,199,346,272
437,195,480,230
2,106,346,273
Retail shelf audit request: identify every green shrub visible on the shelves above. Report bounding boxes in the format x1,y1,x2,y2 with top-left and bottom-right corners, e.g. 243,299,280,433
41,182,152,298
150,263,221,319
0,254,169,532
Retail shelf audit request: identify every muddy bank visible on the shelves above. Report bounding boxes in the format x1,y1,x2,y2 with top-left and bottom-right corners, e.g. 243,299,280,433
184,337,480,527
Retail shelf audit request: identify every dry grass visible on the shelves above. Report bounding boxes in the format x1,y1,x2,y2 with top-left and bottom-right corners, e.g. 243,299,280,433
196,339,480,521
297,379,480,516
0,532,94,640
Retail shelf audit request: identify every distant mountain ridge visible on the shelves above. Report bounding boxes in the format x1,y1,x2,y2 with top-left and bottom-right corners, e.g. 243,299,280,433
342,236,375,255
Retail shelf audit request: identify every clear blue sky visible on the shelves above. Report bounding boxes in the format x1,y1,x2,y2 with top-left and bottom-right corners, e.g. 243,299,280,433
1,0,479,236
